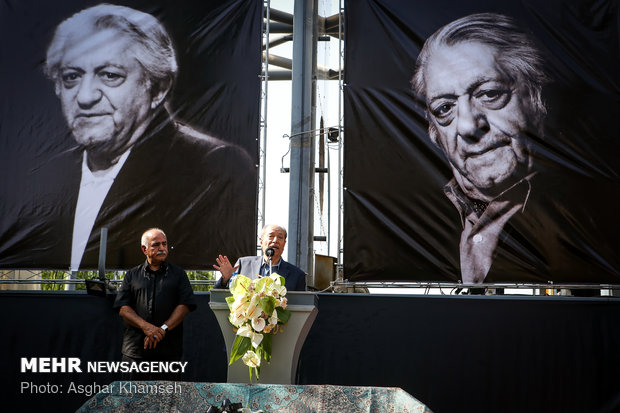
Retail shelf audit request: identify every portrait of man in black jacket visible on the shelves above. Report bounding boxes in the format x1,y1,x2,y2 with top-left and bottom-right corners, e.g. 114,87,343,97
0,3,255,270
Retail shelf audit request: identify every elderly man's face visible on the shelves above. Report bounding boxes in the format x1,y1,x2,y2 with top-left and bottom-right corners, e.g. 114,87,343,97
55,29,155,154
260,225,287,264
141,230,168,266
424,41,533,200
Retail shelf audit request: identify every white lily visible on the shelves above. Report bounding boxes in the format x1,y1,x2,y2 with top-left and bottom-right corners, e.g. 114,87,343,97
237,324,263,348
252,316,266,332
229,296,250,327
269,309,278,326
273,283,287,297
246,294,261,320
242,350,260,368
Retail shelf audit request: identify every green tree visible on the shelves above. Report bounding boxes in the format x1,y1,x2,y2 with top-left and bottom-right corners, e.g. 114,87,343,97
186,270,215,291
41,269,214,291
41,270,123,291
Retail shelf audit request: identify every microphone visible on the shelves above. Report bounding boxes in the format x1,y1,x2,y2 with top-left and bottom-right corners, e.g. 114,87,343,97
265,247,274,260
265,247,274,276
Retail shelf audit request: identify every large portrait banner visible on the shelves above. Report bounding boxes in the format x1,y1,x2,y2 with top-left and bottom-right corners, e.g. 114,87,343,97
343,0,620,284
0,0,262,269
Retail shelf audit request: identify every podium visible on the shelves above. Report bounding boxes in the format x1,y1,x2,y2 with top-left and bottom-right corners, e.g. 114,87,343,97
209,289,318,384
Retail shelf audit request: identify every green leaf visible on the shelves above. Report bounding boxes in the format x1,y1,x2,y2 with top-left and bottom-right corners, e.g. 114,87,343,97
229,335,251,365
260,296,277,316
261,334,273,362
248,365,260,381
276,307,292,324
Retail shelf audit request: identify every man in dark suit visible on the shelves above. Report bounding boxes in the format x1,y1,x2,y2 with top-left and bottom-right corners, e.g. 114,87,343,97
0,4,254,270
213,224,307,291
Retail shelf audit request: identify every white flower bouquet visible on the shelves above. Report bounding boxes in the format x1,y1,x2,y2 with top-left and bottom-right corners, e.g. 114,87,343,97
226,273,291,380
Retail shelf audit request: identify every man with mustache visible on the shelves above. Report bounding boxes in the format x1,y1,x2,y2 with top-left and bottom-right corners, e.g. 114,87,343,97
114,228,196,380
29,3,254,270
411,13,549,284
213,224,307,291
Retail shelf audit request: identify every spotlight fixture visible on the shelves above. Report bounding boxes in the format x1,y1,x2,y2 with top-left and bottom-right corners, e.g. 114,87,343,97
85,278,108,297
327,127,340,142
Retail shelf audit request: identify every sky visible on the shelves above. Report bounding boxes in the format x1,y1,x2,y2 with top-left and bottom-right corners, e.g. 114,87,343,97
262,0,343,263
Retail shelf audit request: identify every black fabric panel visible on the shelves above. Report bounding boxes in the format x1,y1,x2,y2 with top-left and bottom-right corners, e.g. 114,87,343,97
1,291,226,413
343,0,620,283
4,291,620,413
297,293,620,413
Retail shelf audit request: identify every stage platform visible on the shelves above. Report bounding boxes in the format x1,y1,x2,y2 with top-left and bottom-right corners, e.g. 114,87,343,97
76,381,431,412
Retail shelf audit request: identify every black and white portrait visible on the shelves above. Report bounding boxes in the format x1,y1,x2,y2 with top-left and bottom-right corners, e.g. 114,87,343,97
343,1,620,284
411,13,548,283
0,1,261,269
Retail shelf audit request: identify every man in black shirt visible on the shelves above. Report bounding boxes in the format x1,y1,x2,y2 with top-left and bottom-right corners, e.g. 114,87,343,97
114,228,196,380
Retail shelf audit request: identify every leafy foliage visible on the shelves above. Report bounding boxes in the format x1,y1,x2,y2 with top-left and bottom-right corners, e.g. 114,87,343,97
41,270,119,291
38,269,214,291
186,270,215,292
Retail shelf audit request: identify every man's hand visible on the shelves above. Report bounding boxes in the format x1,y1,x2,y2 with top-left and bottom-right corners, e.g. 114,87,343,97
119,306,166,349
144,334,164,349
213,254,239,285
142,324,166,349
144,335,156,349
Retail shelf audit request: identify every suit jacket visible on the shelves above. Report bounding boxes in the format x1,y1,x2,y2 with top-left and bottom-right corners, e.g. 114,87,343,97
440,168,620,284
0,111,256,269
215,255,307,291
346,164,620,284
479,169,620,284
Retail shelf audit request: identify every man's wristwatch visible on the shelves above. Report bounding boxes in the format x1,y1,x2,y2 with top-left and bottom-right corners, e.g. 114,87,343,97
161,324,169,332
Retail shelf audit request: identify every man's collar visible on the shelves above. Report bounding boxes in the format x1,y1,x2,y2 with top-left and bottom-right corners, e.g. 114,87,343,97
263,257,282,266
444,173,536,226
145,259,167,273
81,148,131,183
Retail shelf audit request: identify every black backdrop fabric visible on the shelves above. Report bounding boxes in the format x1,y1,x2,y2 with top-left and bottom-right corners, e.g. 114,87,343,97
3,291,620,413
343,0,620,283
0,0,261,270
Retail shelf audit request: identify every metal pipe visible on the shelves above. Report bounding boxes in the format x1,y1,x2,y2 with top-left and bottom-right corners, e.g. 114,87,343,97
266,8,294,25
288,0,318,276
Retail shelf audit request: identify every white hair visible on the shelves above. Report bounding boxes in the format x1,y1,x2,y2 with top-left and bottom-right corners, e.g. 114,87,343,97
141,228,167,247
260,224,287,240
412,13,548,139
45,4,177,97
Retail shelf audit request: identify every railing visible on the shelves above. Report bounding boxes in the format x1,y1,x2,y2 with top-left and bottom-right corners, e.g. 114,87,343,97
0,269,216,291
2,271,617,295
